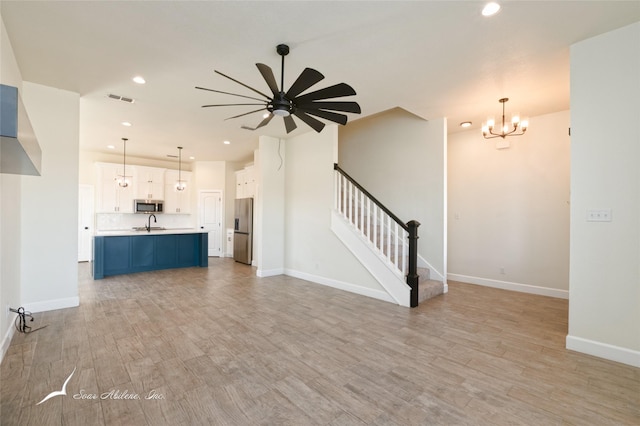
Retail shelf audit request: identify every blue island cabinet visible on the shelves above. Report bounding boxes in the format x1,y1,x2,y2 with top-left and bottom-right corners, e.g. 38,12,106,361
93,232,208,279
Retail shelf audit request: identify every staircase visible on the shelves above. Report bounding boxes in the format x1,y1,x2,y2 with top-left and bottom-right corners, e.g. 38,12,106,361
332,164,444,307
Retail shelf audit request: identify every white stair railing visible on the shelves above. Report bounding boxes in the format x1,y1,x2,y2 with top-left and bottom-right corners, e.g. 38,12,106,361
334,168,409,277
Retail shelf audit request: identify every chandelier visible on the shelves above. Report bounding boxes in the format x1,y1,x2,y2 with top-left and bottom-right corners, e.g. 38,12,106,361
117,138,131,187
175,146,186,191
482,98,528,139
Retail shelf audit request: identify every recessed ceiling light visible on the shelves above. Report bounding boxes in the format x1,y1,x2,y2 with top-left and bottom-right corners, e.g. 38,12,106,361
460,121,472,128
189,156,195,160
121,121,132,127
107,145,115,149
482,2,501,16
262,113,270,118
132,76,146,84
223,140,231,145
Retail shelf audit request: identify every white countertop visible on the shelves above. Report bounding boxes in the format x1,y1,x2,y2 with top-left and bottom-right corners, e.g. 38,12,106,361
95,228,207,237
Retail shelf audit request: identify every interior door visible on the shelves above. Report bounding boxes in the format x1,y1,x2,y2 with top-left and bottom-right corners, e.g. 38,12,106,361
199,190,222,257
78,184,94,262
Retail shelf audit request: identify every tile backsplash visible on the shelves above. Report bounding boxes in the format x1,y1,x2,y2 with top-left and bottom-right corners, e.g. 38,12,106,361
96,213,194,231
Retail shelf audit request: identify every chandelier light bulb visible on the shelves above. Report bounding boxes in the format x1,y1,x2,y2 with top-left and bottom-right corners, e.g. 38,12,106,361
482,98,528,140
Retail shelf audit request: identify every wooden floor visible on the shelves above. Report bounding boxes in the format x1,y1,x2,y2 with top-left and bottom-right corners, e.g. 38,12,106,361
1,259,638,425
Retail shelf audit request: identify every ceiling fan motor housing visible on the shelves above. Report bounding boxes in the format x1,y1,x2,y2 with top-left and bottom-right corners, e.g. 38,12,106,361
270,92,294,117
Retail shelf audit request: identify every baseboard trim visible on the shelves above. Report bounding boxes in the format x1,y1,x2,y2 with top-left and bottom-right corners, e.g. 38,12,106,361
284,268,396,304
566,335,640,368
22,296,80,314
447,273,568,299
0,319,17,365
257,268,284,278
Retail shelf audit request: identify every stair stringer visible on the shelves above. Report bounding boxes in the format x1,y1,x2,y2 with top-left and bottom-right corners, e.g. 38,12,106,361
331,210,411,307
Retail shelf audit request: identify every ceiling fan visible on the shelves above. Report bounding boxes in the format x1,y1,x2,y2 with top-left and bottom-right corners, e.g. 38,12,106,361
196,44,361,134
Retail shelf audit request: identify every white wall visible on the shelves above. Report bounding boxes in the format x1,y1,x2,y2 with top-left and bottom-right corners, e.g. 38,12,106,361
20,82,80,312
567,22,640,367
448,110,571,297
0,12,24,360
255,136,285,276
338,108,447,280
283,125,384,295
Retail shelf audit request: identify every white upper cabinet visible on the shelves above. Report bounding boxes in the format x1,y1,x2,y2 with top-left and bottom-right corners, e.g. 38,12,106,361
164,170,192,213
134,166,165,200
235,165,255,198
95,162,135,213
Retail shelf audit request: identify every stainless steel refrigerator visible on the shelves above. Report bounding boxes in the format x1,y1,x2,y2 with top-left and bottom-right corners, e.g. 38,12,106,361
233,198,253,264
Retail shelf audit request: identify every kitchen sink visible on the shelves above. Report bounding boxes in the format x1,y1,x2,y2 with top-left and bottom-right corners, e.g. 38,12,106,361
132,226,166,231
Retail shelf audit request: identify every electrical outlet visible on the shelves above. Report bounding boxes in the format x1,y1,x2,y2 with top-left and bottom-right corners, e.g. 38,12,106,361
500,267,505,275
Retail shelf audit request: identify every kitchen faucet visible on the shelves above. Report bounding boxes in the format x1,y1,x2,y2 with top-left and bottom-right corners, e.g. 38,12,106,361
146,214,157,232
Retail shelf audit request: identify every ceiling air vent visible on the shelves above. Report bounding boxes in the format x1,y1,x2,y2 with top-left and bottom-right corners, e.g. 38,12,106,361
107,94,135,103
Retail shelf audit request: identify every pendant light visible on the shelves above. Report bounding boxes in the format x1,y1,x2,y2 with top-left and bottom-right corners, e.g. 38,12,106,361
176,146,186,191
117,138,130,187
482,98,529,139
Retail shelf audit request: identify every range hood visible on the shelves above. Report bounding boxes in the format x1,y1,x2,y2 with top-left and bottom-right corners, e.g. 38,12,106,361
0,84,42,176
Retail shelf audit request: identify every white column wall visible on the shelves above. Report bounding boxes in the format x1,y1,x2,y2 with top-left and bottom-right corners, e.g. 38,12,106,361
20,82,80,312
567,22,640,366
284,125,383,293
0,13,24,360
255,136,285,276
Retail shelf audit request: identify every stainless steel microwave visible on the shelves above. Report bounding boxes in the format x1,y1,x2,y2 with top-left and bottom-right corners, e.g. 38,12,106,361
134,199,163,214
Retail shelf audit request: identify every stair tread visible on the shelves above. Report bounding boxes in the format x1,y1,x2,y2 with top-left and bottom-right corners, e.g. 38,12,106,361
418,279,444,303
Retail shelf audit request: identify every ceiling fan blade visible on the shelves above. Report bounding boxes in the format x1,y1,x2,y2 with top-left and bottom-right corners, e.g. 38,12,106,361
202,103,267,108
284,115,297,134
214,70,272,100
293,110,325,133
255,113,274,129
297,107,348,125
285,68,325,99
195,86,266,102
293,83,357,104
296,101,361,114
256,63,279,96
224,108,267,120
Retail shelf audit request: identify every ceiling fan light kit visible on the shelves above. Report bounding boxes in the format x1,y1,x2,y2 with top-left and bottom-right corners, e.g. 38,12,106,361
197,44,361,133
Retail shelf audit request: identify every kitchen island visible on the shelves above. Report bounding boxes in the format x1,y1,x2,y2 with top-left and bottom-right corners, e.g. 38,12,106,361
93,229,208,279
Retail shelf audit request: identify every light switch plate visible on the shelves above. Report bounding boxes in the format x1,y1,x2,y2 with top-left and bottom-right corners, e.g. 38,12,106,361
586,209,612,222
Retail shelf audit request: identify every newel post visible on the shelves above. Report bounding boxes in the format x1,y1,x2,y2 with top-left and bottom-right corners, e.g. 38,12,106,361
407,220,420,308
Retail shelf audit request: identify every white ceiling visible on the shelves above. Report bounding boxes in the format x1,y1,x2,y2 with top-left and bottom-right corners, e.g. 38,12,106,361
2,1,638,164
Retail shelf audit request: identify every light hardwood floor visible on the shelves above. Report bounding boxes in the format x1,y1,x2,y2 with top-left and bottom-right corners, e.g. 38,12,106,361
1,258,638,425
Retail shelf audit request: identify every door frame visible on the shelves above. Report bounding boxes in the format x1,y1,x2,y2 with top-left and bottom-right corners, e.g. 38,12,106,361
78,184,95,262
